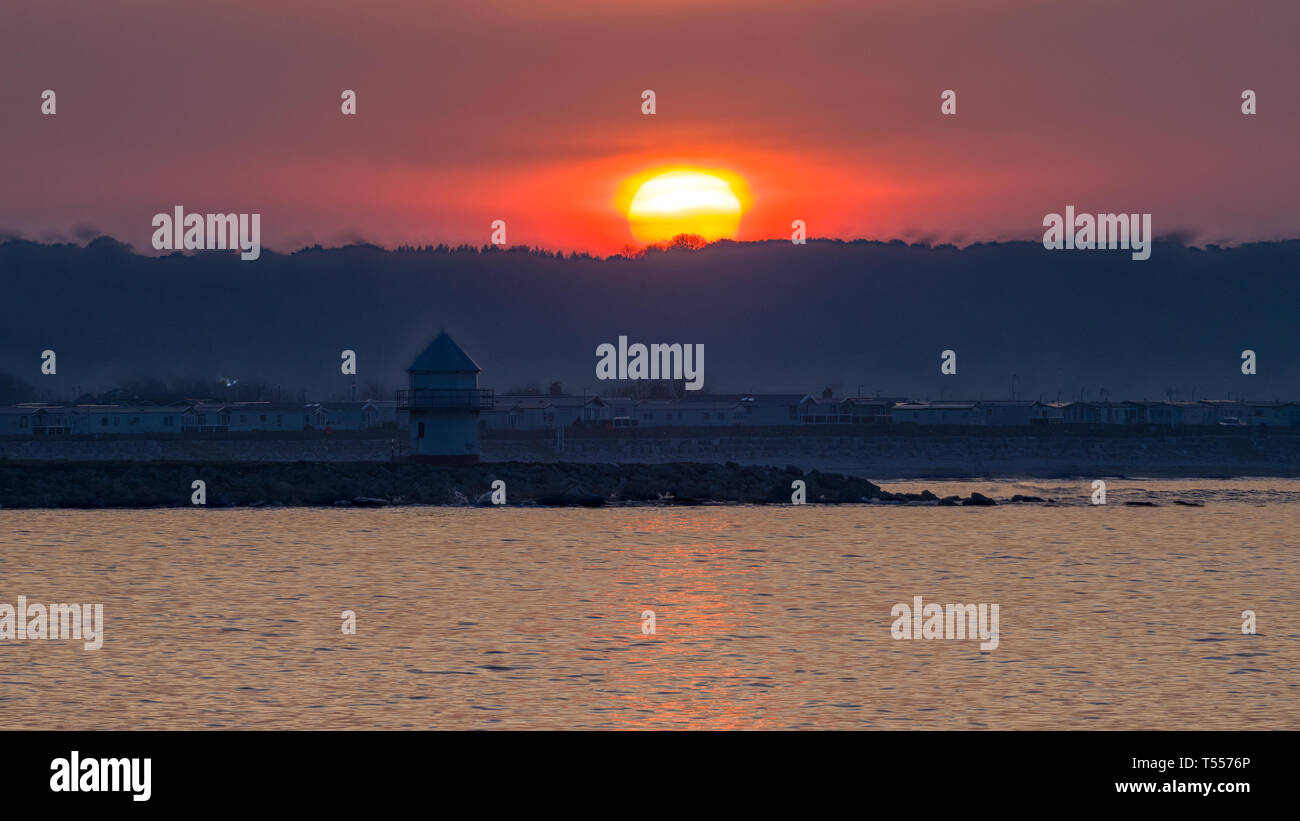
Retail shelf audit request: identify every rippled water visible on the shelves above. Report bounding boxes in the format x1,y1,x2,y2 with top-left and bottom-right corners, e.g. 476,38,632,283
1,479,1297,729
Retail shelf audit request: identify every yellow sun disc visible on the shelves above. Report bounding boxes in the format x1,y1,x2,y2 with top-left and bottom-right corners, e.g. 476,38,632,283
621,169,748,243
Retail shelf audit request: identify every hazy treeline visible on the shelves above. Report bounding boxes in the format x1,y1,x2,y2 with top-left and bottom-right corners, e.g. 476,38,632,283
3,236,1297,402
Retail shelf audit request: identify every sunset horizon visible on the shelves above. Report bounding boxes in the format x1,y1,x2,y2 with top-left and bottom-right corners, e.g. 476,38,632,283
2,0,1295,804
4,0,1298,255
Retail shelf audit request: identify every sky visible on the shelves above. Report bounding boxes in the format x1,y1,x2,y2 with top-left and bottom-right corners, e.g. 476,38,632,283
2,0,1298,255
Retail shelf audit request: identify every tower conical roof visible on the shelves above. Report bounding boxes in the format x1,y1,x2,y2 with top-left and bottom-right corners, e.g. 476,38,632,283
408,331,481,373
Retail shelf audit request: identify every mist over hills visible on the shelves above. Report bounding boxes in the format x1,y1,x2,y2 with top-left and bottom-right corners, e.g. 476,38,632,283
2,237,1297,403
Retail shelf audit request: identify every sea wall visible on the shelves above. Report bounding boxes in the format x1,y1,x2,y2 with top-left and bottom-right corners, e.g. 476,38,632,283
482,430,1300,478
0,461,889,509
1,429,1297,478
0,435,398,463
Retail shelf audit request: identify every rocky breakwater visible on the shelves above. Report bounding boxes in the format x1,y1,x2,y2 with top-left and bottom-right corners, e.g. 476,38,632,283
0,461,1022,509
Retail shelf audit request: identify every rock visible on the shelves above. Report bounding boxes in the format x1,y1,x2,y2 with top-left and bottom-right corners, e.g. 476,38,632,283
0,460,889,509
536,494,606,507
963,492,996,506
893,490,938,503
1124,501,1158,507
536,495,577,506
1010,494,1044,503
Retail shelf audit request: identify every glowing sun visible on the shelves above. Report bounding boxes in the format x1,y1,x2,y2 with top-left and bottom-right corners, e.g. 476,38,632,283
620,168,749,243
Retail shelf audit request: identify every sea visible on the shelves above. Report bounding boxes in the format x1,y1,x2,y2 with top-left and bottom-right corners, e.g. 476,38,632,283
1,478,1296,729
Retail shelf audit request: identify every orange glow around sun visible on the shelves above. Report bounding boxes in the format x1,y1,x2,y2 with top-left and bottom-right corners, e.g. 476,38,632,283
619,168,750,243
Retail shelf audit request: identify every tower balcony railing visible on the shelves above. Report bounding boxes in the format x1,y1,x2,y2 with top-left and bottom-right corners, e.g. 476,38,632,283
396,388,494,410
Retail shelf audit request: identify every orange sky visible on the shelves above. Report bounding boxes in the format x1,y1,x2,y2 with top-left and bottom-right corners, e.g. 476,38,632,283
2,0,1298,254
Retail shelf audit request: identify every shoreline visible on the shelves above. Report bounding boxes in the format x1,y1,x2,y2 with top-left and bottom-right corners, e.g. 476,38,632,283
5,430,1298,480
0,460,894,510
0,459,1287,510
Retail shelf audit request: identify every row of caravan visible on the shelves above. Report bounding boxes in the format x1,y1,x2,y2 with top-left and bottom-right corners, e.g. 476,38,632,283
481,395,1300,430
0,400,400,436
4,395,1298,437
